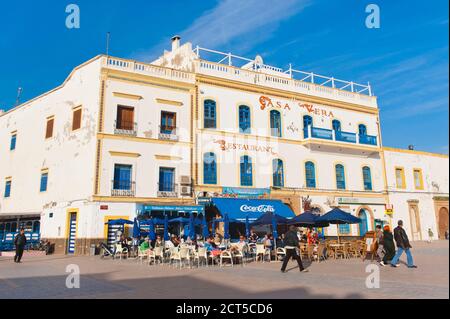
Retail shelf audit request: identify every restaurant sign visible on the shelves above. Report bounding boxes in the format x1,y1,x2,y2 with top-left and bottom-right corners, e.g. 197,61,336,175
214,139,278,155
337,197,386,205
259,96,334,118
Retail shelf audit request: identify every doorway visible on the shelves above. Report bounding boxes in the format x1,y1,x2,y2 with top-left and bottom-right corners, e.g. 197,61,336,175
67,212,78,254
408,204,422,241
358,209,369,236
438,207,449,239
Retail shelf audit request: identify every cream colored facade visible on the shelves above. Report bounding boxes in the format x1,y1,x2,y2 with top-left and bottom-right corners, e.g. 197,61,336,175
0,38,448,254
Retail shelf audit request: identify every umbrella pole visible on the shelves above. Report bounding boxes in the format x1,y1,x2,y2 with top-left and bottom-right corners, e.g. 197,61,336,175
337,225,340,244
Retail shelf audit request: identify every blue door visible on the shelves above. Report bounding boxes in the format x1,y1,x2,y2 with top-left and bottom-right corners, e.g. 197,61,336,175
67,213,77,254
303,116,313,138
358,210,368,236
159,167,175,192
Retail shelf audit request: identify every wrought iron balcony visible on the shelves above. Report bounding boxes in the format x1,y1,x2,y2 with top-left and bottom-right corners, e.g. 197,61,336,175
157,183,178,198
335,131,357,143
158,126,179,141
114,120,137,136
359,134,378,146
111,180,136,197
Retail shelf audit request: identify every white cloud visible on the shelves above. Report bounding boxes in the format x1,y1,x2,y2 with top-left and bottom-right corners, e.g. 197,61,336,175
134,0,311,61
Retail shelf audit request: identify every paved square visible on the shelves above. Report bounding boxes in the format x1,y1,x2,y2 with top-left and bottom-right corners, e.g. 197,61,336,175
0,241,448,299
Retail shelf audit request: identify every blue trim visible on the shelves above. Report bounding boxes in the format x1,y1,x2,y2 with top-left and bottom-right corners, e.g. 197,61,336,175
305,161,316,188
270,110,282,137
238,105,251,134
40,173,48,192
240,155,253,186
272,159,284,187
204,100,217,129
4,180,11,198
203,152,217,184
363,166,373,191
10,134,16,151
335,164,346,190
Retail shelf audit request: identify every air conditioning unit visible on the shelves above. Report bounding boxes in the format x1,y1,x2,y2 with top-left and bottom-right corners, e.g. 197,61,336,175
181,186,192,196
180,175,191,185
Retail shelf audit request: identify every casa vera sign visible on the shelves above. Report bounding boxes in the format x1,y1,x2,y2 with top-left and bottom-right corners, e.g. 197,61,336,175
259,96,335,118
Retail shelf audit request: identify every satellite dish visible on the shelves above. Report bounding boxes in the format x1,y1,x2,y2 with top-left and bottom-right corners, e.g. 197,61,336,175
254,55,264,66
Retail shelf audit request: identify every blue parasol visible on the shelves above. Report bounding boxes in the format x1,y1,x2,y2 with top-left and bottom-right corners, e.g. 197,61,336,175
189,214,196,239
202,215,209,238
317,208,361,243
148,218,156,241
163,215,169,241
132,218,140,238
224,213,230,240
272,214,278,242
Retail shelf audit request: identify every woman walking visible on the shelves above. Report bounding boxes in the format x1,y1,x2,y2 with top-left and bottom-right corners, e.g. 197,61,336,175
380,225,395,266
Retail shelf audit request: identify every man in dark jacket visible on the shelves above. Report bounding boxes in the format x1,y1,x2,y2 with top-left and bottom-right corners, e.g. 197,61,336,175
391,220,417,268
281,226,308,273
14,228,27,263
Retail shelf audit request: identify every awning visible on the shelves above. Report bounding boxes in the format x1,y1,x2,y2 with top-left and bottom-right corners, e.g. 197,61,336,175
210,198,295,222
143,205,204,213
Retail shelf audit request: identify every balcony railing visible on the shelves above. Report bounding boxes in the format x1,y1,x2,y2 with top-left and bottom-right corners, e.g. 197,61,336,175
359,134,378,146
114,120,137,136
157,183,178,198
335,131,357,143
111,180,136,197
304,126,378,147
158,126,179,141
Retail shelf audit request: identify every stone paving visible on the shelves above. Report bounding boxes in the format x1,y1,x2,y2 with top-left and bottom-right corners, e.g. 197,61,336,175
0,240,448,299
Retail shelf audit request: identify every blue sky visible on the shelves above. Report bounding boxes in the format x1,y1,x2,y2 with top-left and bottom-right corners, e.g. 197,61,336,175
0,0,448,153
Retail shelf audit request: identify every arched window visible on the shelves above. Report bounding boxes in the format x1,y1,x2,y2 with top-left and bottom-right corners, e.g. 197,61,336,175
270,110,282,137
203,152,217,184
335,164,346,190
272,159,284,187
305,161,316,188
204,100,217,129
332,120,341,132
238,105,251,134
362,166,373,191
240,155,253,186
303,115,313,138
358,124,367,136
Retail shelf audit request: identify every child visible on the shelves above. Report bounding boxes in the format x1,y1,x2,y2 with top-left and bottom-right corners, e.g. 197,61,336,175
427,228,434,243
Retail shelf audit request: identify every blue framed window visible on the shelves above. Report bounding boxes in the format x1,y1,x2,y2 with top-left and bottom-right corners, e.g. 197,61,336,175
305,161,316,188
335,164,346,190
272,159,284,187
10,134,17,151
204,100,217,129
362,166,373,191
203,152,217,185
238,105,251,134
332,120,341,132
358,124,367,136
4,180,11,198
159,167,175,192
339,224,350,234
240,155,253,186
113,164,132,190
303,116,313,138
40,172,48,192
270,110,282,137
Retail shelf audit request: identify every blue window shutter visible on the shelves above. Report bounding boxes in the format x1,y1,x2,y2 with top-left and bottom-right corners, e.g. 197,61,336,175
273,159,284,187
40,173,48,192
305,162,316,188
336,164,346,190
203,153,217,184
240,156,253,186
332,120,341,132
363,166,372,191
239,105,251,134
204,100,217,129
159,167,175,191
270,110,281,137
303,116,313,138
114,164,132,190
10,134,16,151
4,181,11,198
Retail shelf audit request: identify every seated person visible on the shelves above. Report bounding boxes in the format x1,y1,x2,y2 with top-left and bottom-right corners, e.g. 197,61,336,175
231,236,247,253
214,233,223,246
164,239,175,249
249,231,259,243
154,235,163,248
139,237,151,253
171,235,181,247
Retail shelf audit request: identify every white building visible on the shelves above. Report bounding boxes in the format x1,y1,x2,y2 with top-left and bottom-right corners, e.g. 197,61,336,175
0,37,448,254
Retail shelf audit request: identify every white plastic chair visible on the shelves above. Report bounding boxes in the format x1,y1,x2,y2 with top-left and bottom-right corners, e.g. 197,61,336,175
114,244,128,260
220,250,234,267
194,247,208,267
255,244,270,262
179,247,192,268
137,247,148,263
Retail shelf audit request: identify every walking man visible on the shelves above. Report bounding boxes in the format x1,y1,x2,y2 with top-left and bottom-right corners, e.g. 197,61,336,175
14,228,27,263
391,220,417,268
281,225,308,273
